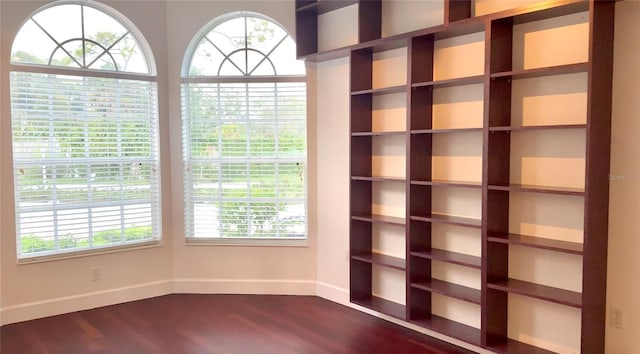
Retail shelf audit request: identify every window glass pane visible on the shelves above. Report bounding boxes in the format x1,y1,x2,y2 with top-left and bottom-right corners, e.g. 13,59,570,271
50,46,82,68
207,17,246,54
270,37,306,75
246,17,287,54
11,20,57,65
109,33,148,73
189,40,224,76
83,6,127,47
31,4,82,45
11,4,151,74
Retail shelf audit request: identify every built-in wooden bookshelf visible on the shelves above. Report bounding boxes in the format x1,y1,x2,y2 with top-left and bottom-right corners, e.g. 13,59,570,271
297,1,614,353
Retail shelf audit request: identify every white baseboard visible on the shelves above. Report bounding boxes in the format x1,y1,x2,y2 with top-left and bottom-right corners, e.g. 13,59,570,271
316,281,349,304
172,278,317,295
0,280,173,326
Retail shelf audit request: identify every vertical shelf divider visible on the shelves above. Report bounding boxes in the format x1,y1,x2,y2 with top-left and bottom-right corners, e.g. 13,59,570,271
350,48,373,305
407,34,435,321
482,17,512,348
581,1,615,353
358,0,382,43
444,0,473,24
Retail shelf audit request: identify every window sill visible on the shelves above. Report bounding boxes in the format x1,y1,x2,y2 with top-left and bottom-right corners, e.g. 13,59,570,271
185,237,309,247
17,240,162,265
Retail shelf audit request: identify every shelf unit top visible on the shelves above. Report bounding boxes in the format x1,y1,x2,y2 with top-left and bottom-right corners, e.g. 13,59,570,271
298,0,590,62
296,0,358,15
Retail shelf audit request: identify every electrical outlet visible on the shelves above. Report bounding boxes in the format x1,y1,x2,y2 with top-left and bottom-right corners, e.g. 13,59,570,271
610,307,623,329
91,267,101,281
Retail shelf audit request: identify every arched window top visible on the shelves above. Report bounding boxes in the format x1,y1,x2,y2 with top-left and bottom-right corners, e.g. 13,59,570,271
185,13,305,77
11,1,154,75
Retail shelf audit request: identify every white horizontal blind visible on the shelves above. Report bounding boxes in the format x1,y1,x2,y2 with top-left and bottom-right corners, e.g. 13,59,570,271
182,82,307,238
11,71,161,258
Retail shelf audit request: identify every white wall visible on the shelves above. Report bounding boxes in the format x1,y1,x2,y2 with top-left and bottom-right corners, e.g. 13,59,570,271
164,0,317,293
0,0,317,324
0,0,174,324
606,2,640,353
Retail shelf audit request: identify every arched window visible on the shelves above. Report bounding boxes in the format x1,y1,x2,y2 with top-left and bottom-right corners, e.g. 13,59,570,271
10,1,161,259
182,14,307,241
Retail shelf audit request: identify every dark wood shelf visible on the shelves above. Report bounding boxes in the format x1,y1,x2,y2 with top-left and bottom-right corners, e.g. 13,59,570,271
352,214,405,226
296,0,358,14
411,249,481,269
412,74,484,88
489,123,586,132
491,62,588,80
351,131,405,137
411,127,483,134
352,253,406,271
488,232,583,255
411,279,481,305
410,214,482,229
410,180,481,189
488,339,557,354
488,184,585,196
411,316,481,347
351,85,407,96
352,176,405,183
352,296,406,320
488,278,582,308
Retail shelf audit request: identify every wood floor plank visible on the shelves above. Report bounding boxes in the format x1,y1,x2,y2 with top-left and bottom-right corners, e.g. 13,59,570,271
1,294,475,354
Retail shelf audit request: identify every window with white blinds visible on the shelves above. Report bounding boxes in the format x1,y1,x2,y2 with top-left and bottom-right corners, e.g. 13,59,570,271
182,14,307,240
10,2,160,259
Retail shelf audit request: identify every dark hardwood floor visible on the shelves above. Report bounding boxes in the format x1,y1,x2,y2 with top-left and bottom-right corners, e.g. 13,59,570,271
0,294,476,354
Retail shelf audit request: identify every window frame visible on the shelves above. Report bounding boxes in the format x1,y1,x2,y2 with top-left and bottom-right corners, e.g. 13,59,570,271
9,0,162,262
181,12,308,247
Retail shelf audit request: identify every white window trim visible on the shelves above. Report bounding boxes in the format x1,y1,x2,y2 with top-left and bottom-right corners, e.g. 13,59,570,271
17,240,162,265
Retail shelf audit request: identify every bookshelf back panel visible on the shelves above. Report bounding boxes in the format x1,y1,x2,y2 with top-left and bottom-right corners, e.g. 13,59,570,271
473,0,541,17
509,245,583,293
432,293,481,329
509,192,584,244
432,132,482,182
432,224,482,258
373,134,406,178
508,294,582,354
510,129,586,189
373,223,406,259
513,11,589,70
433,84,484,129
372,181,406,219
511,73,587,127
432,187,482,220
373,48,408,89
373,93,407,132
434,32,485,80
318,4,359,52
432,261,481,290
382,0,444,38
373,265,406,305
